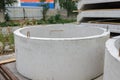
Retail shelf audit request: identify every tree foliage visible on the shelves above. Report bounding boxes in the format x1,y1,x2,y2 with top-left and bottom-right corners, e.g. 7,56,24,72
0,0,17,12
0,0,17,22
55,0,77,17
40,0,49,21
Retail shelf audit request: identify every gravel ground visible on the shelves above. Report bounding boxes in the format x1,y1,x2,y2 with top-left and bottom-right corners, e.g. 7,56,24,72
0,53,15,61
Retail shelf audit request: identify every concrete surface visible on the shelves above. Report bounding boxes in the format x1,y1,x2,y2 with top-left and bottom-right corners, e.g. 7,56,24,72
14,24,109,80
80,23,120,33
0,54,103,80
77,9,120,22
77,0,120,33
104,36,120,80
7,7,43,20
5,62,103,80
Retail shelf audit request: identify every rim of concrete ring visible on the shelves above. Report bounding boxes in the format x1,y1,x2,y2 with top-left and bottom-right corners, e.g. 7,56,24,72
14,25,110,41
106,36,120,61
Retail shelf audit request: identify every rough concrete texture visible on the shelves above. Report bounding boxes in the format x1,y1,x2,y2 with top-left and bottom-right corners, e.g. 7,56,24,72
14,24,109,80
80,23,120,33
5,62,103,80
77,9,120,22
7,7,43,20
104,36,120,80
0,54,103,80
77,0,120,33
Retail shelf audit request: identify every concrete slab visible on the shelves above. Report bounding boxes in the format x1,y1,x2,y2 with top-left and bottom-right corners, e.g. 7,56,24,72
77,9,120,22
80,23,120,33
78,0,120,9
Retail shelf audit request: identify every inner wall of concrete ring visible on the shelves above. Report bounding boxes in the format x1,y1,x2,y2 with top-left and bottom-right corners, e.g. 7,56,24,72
104,36,120,80
14,25,110,80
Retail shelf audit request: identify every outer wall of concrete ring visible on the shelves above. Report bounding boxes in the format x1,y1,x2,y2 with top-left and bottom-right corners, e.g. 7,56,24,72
104,36,120,80
14,24,110,80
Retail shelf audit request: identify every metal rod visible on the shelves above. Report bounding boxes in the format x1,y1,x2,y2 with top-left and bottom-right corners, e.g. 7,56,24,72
27,31,30,38
118,49,120,57
106,25,109,32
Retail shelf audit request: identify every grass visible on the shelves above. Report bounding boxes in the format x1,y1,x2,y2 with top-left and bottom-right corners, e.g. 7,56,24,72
0,31,14,55
0,21,20,27
0,19,75,27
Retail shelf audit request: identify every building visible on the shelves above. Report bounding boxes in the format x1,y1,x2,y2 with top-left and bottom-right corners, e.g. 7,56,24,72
16,0,54,9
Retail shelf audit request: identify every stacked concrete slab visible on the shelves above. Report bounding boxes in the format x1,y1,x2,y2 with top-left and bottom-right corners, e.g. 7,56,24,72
77,0,120,33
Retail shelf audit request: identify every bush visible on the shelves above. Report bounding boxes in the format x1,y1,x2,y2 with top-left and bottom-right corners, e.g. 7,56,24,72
47,16,56,24
54,14,61,20
0,33,14,46
5,13,10,22
0,15,76,27
37,20,46,24
47,14,62,24
47,14,76,24
8,33,14,44
0,21,20,27
0,33,4,44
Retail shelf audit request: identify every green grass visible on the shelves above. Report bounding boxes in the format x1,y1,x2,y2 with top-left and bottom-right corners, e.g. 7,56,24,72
0,33,14,45
0,21,20,27
0,33,14,55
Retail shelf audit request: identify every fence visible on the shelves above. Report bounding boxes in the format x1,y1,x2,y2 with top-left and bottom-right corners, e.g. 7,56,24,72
7,7,43,20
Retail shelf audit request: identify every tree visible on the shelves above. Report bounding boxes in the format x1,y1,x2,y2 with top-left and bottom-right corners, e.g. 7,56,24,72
0,0,17,22
55,0,77,17
40,0,49,21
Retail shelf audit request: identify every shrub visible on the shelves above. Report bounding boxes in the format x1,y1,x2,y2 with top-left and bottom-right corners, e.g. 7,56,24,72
0,21,20,27
5,13,10,22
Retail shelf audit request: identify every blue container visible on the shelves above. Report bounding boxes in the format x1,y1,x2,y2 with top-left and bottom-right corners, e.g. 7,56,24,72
21,2,54,9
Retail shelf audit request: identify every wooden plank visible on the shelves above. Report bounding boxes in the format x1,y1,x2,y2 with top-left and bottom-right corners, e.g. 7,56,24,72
0,67,10,80
0,72,6,80
0,58,16,65
72,0,78,1
0,65,19,80
73,10,81,12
